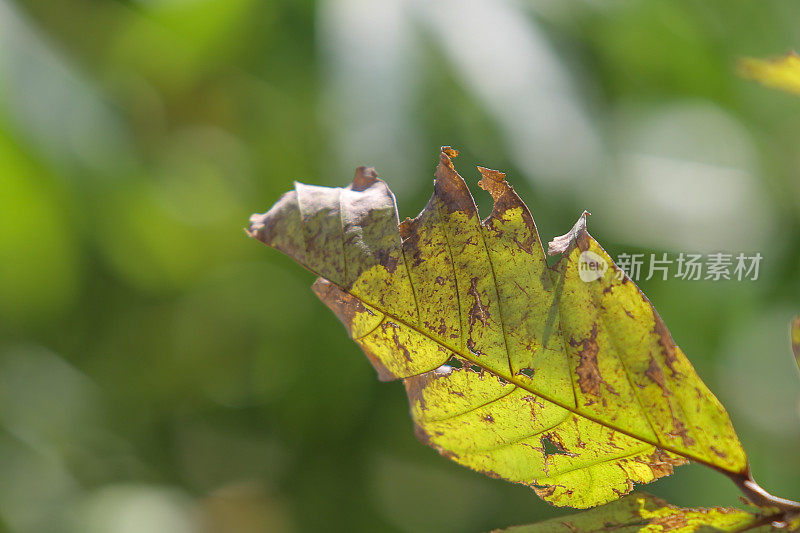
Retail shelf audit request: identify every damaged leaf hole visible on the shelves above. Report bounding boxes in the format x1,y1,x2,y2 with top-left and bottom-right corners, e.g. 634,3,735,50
517,367,535,378
541,435,577,458
439,354,484,375
444,355,464,369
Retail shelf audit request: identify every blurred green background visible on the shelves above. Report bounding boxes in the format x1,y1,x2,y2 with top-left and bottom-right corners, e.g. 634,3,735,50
1,0,799,531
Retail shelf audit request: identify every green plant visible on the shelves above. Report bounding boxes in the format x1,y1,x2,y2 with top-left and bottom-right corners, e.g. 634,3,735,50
248,147,800,531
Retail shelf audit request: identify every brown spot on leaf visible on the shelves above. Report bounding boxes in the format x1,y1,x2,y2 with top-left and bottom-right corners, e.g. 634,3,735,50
571,324,617,397
404,373,430,412
650,514,688,531
413,422,431,446
667,419,696,448
643,448,687,480
381,322,412,362
476,468,501,480
468,278,490,327
561,521,579,533
606,432,625,451
710,446,727,458
466,338,485,357
646,459,674,479
576,348,602,396
466,278,491,356
376,248,399,274
424,318,448,337
645,356,667,393
653,314,680,376
398,217,413,239
521,395,545,408
534,485,557,498
611,486,628,498
645,356,696,447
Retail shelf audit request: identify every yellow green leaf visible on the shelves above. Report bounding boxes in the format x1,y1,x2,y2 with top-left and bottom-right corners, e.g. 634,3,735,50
492,492,784,532
739,53,800,97
248,147,749,509
792,315,800,371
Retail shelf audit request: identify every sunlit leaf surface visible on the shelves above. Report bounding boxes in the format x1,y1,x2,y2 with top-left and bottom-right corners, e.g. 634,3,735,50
248,147,747,509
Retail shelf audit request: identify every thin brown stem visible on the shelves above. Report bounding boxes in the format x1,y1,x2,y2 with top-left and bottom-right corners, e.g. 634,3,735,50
725,468,800,516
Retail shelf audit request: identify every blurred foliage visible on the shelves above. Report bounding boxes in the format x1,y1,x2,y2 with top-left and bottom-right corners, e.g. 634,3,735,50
740,53,800,97
0,0,799,532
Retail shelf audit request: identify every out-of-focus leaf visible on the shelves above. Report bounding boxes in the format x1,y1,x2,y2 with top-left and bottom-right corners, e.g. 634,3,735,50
792,315,800,371
492,492,784,532
248,147,748,509
0,124,78,323
739,53,800,97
